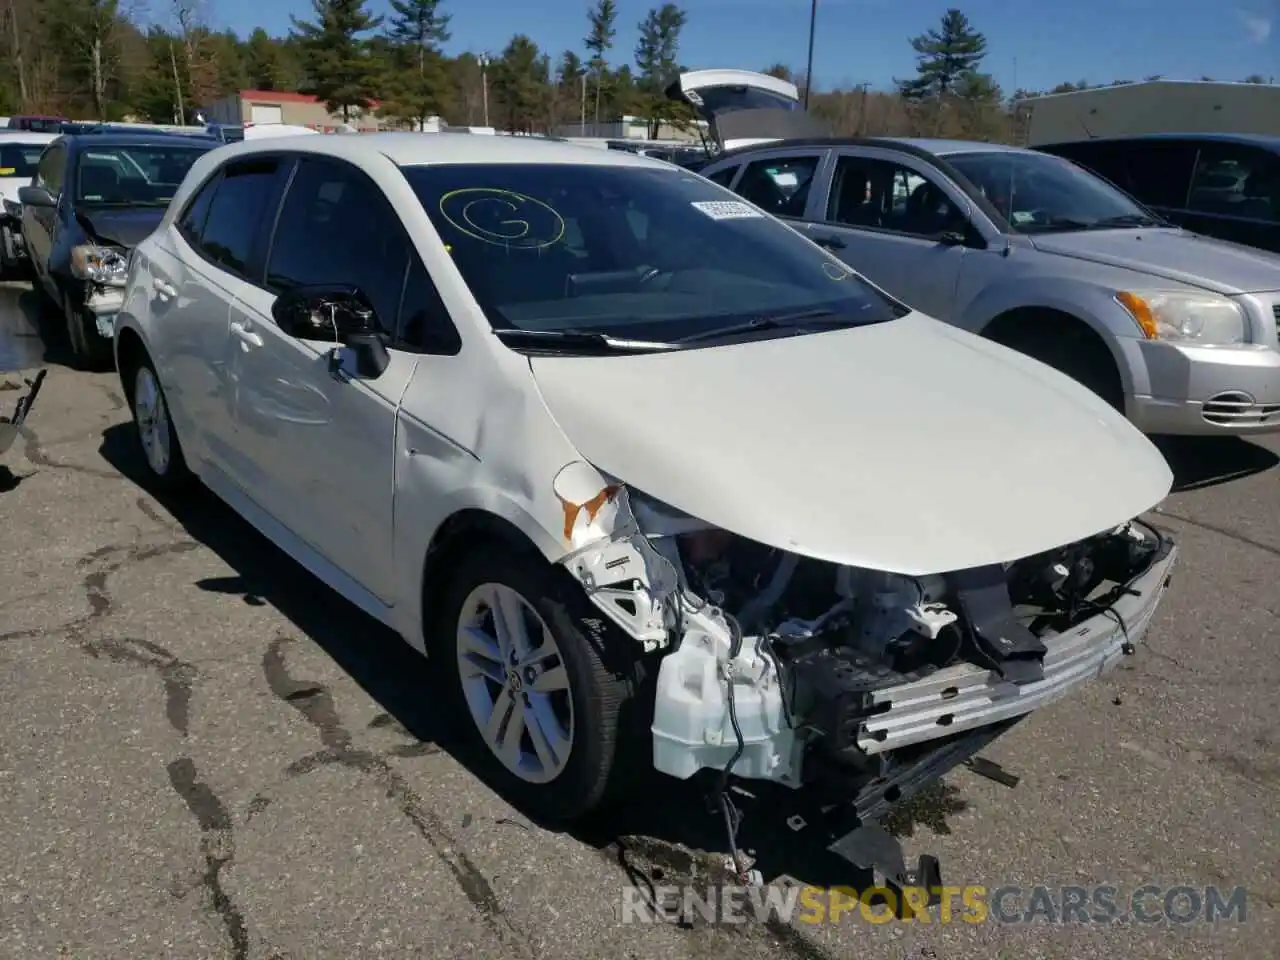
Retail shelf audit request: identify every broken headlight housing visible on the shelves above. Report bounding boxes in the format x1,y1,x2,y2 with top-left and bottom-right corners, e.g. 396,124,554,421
70,243,129,286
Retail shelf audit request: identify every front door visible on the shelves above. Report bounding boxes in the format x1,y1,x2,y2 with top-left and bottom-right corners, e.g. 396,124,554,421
23,141,65,294
226,155,420,604
802,149,972,321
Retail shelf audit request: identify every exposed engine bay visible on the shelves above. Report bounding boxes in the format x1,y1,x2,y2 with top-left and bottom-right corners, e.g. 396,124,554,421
561,484,1177,801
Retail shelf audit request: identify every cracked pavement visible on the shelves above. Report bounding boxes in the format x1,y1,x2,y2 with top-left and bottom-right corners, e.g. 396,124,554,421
0,282,1276,958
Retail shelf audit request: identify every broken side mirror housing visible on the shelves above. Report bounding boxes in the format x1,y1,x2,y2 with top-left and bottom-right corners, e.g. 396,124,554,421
272,284,377,341
17,185,55,208
271,284,391,378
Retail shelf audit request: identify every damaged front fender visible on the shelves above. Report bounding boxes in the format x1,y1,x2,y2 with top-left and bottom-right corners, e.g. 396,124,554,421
553,461,679,651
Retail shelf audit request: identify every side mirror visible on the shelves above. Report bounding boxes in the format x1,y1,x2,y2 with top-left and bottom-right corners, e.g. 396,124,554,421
272,284,376,341
17,185,55,208
271,285,391,378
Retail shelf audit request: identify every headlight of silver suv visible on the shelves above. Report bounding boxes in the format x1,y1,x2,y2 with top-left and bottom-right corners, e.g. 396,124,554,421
1115,289,1247,345
70,243,129,287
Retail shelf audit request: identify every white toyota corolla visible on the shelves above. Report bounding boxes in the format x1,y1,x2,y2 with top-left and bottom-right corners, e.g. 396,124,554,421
115,132,1177,873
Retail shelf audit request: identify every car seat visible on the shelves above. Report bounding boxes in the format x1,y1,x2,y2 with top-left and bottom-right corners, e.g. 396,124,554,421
79,164,120,202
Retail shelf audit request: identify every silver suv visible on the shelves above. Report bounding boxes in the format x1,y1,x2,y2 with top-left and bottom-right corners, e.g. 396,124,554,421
674,71,1280,435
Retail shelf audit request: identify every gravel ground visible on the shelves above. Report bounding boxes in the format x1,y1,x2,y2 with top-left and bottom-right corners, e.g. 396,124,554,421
0,282,1276,959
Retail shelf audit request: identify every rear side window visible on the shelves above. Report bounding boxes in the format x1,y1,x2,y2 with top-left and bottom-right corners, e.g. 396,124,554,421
176,176,218,243
705,165,739,187
1117,142,1197,209
734,154,821,218
197,159,280,276
1187,145,1280,223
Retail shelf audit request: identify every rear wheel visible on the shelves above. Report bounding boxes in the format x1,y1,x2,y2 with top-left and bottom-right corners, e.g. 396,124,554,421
127,356,193,492
436,545,641,822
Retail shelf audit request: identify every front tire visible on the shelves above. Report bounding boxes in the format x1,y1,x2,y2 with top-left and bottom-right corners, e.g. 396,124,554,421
992,325,1125,413
437,546,638,822
63,295,113,371
128,357,192,492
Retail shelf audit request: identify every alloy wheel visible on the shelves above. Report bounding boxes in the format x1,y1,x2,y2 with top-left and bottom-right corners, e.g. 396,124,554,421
133,365,171,477
456,582,575,784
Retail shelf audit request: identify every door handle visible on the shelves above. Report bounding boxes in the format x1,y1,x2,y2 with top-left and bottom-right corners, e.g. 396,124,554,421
813,234,846,249
152,277,177,300
230,320,263,349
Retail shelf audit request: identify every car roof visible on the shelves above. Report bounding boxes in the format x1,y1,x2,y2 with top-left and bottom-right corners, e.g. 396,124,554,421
0,131,57,143
1039,132,1280,151
62,131,216,149
212,131,678,169
879,138,1030,157
706,135,1038,164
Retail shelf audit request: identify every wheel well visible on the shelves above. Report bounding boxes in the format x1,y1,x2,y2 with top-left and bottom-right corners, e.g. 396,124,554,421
419,509,544,643
980,307,1124,405
114,327,147,406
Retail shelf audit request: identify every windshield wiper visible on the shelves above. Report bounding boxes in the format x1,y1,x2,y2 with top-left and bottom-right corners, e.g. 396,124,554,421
676,308,856,343
492,328,679,353
1088,213,1169,228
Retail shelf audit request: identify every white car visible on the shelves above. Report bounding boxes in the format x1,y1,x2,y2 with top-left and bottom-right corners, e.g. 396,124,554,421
115,133,1178,876
0,130,57,273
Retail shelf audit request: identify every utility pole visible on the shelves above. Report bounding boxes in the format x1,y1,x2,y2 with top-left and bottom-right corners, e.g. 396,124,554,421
594,65,602,133
580,72,587,133
803,0,817,108
169,39,185,125
478,54,490,127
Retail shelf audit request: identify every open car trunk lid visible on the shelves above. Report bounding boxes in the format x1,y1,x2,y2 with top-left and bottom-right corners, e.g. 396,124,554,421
664,69,830,152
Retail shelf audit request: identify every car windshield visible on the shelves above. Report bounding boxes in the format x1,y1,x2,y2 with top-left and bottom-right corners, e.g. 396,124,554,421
0,142,44,179
946,150,1160,232
75,144,208,206
402,162,905,343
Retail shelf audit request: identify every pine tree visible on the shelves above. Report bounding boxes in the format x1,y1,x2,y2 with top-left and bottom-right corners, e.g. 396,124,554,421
291,0,382,122
634,4,688,137
583,0,617,127
378,0,451,129
896,8,987,103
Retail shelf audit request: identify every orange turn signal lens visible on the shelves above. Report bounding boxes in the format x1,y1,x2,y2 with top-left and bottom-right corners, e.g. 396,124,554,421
1115,291,1158,339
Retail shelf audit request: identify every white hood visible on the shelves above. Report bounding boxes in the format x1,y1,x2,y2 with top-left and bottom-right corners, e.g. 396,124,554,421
529,312,1172,575
0,177,27,204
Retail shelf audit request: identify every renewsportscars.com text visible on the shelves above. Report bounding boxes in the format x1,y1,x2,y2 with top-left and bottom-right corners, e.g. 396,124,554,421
618,883,1250,926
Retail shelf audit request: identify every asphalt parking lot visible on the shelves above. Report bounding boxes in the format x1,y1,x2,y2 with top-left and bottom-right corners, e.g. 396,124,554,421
0,279,1276,959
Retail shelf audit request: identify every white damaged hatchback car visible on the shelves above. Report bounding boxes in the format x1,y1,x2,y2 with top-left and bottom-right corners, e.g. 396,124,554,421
116,133,1177,872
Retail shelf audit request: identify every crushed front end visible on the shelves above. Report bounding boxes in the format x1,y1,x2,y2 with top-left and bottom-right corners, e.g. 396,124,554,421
69,242,129,340
558,476,1177,881
0,198,28,269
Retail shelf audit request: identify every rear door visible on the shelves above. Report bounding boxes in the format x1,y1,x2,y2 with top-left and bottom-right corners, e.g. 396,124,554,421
799,146,976,321
149,155,288,487
1183,142,1280,254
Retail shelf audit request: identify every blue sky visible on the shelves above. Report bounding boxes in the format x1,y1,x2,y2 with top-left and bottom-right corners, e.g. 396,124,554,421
208,0,1278,93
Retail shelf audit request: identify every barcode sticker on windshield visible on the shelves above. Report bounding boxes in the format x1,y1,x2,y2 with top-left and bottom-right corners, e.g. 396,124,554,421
691,200,764,220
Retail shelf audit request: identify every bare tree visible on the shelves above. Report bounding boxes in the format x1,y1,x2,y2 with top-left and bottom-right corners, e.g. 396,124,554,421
170,0,219,121
4,0,30,108
52,0,130,119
